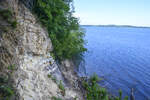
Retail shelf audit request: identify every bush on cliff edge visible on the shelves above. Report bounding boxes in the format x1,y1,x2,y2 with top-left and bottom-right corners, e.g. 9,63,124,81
33,0,86,60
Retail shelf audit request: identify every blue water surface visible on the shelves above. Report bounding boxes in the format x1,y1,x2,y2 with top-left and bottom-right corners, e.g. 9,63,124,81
80,26,150,100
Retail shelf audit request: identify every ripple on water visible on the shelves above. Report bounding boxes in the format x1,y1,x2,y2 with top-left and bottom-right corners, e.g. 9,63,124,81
81,26,150,100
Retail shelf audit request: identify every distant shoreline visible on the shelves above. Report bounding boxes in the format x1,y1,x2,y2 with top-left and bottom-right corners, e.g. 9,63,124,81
81,25,150,28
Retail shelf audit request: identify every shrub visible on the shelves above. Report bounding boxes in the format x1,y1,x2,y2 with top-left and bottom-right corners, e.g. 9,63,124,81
0,8,17,30
82,74,129,100
58,80,65,96
51,96,63,100
0,76,14,100
0,65,16,100
10,21,17,28
47,74,52,78
33,0,86,60
51,76,57,83
0,9,12,19
7,64,15,71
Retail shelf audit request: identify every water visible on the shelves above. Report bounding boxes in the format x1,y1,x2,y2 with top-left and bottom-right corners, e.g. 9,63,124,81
80,26,150,100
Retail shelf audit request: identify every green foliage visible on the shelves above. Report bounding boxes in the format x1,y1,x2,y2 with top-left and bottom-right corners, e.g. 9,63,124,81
47,74,66,96
51,76,57,83
51,96,63,100
33,0,86,60
83,74,129,100
58,81,65,91
0,65,16,99
74,96,78,100
7,65,15,71
58,80,65,96
0,9,12,19
0,76,14,100
123,96,128,100
47,74,58,83
0,8,17,31
119,90,122,100
10,21,17,28
0,9,17,27
47,74,52,78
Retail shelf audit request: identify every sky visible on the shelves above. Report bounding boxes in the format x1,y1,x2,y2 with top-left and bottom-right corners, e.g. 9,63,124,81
74,0,150,27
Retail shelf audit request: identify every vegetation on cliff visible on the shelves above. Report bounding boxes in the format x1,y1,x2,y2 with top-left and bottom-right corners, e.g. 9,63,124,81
31,0,129,100
0,8,17,99
33,0,86,60
0,8,17,32
82,74,129,100
0,65,16,100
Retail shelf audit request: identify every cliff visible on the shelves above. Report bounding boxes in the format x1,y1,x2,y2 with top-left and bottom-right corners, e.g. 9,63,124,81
0,0,83,100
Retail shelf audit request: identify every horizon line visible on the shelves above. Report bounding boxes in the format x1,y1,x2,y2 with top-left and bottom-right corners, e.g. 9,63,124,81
80,24,150,28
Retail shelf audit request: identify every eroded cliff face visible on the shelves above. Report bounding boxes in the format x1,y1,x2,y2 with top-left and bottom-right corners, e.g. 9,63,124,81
0,0,83,100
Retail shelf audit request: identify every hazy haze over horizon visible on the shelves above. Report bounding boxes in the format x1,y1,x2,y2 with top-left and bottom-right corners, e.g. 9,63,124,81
74,0,150,27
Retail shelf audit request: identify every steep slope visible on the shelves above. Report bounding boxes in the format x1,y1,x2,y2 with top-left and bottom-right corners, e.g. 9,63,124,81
0,0,83,100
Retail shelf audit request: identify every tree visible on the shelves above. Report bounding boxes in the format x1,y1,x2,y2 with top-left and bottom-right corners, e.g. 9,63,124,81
33,0,86,60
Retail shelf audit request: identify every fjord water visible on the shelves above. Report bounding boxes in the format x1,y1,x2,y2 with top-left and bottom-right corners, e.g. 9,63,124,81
81,26,150,100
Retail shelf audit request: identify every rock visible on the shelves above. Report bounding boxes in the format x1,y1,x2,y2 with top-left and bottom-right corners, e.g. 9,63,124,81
0,0,84,100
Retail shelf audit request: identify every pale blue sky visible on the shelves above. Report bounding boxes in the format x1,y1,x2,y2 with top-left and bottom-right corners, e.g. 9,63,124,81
74,0,150,27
